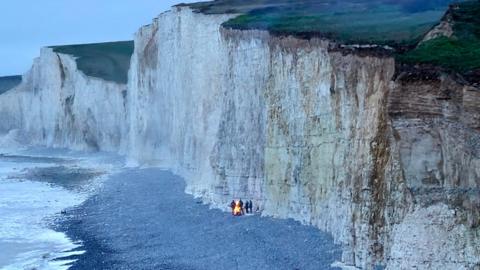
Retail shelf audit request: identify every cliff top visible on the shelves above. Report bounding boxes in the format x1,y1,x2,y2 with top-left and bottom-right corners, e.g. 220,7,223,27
0,75,22,95
183,0,453,47
397,1,480,83
184,0,479,83
50,41,134,84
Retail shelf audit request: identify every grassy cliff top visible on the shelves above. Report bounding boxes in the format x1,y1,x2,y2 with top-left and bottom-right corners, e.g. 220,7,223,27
51,41,134,84
186,0,479,81
398,1,480,80
0,75,22,95
185,0,454,47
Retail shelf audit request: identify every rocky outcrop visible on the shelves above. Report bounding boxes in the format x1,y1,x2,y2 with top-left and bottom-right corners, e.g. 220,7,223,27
421,8,454,43
0,5,478,270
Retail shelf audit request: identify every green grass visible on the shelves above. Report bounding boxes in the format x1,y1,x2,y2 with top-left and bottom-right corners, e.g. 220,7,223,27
51,41,134,84
224,7,441,46
398,37,480,72
0,75,22,95
398,0,480,74
186,0,451,46
187,0,480,74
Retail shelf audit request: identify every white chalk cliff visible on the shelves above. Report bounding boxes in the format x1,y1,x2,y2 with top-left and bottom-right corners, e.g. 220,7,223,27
0,6,479,270
0,48,128,152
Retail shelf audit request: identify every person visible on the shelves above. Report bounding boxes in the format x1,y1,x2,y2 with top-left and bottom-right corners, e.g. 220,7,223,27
230,200,236,215
245,201,250,214
249,200,253,214
239,199,244,215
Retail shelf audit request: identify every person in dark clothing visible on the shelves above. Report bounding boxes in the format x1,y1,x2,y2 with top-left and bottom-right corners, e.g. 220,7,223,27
248,200,253,214
239,199,244,215
230,200,236,215
245,201,250,214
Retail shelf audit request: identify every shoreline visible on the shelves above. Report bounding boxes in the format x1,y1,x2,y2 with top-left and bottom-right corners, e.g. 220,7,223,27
0,149,120,270
57,168,343,270
0,148,344,269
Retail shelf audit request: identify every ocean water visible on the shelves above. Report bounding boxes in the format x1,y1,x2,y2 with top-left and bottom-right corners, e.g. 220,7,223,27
0,180,84,269
0,150,120,270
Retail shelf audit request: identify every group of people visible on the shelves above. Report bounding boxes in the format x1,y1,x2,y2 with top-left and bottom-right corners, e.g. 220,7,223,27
229,199,254,216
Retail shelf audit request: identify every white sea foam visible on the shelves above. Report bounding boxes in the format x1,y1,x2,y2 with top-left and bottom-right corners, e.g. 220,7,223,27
0,174,85,270
0,148,121,270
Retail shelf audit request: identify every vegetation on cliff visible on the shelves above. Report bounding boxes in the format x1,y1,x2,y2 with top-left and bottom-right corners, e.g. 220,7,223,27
51,41,134,84
398,1,480,77
186,0,479,81
185,0,452,46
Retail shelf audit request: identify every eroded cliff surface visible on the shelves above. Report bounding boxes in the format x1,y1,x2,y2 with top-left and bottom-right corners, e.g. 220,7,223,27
387,71,480,269
0,5,478,270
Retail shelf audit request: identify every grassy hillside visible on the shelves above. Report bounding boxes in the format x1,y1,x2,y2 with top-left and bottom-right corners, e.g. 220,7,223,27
398,1,480,76
185,0,453,46
0,75,22,95
51,41,134,84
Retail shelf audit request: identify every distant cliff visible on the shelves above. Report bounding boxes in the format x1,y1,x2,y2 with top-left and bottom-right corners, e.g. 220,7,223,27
0,3,478,270
0,75,21,94
0,46,129,151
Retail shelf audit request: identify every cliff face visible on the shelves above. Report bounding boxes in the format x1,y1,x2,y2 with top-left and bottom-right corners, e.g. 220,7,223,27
129,9,479,269
0,6,479,270
387,73,480,269
0,48,128,151
128,7,480,269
